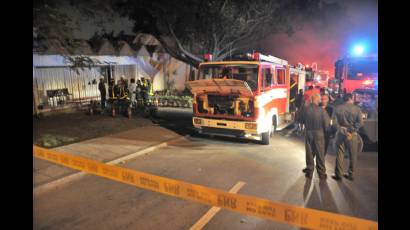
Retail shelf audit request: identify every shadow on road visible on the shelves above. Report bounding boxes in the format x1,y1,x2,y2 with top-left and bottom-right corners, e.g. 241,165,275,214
318,180,339,213
303,178,312,201
336,181,364,218
151,107,196,136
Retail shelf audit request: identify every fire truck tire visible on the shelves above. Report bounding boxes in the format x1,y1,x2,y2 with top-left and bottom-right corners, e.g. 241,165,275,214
261,131,270,145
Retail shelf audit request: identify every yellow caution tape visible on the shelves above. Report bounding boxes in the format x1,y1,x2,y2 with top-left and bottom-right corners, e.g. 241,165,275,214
33,146,378,230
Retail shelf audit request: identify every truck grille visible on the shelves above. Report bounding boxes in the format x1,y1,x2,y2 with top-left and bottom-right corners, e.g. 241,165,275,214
201,127,245,137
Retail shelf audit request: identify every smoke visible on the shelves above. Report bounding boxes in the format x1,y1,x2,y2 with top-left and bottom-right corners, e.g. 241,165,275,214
259,0,378,76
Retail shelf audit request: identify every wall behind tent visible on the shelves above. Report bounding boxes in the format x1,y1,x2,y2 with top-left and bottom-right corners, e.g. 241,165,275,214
153,71,165,91
152,58,197,92
113,64,137,83
34,67,101,106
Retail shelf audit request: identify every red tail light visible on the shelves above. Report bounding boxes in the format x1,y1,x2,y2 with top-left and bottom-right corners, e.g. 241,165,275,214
204,54,213,61
251,52,260,61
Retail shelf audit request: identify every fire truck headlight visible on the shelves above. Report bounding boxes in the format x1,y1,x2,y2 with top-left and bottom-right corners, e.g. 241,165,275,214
245,123,257,130
193,118,202,125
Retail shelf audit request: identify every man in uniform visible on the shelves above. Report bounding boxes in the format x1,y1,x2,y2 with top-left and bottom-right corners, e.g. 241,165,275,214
295,89,304,111
331,93,363,181
108,79,116,100
320,94,334,156
299,93,330,179
98,77,107,112
146,78,154,99
141,77,148,105
136,79,143,107
128,78,137,108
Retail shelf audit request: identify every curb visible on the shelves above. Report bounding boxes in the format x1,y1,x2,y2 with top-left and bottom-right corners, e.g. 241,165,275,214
33,135,189,197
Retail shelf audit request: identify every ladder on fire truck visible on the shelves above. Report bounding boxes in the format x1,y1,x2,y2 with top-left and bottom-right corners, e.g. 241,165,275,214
219,52,289,66
247,52,289,65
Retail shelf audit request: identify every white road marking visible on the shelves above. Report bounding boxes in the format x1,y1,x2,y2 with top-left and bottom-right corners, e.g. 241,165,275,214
189,181,246,230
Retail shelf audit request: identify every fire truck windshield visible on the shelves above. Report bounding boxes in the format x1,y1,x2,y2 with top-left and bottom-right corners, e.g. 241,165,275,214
199,64,259,91
347,60,378,80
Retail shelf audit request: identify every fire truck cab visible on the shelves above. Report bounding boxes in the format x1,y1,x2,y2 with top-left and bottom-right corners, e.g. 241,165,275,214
186,52,295,145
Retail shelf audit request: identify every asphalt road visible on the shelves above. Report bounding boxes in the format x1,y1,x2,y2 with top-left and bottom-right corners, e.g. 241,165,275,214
34,107,378,230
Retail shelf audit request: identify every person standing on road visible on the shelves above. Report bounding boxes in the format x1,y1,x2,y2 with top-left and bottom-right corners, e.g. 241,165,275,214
331,93,363,181
120,75,128,92
320,94,334,156
294,89,304,136
333,93,345,106
299,93,330,180
136,79,143,107
147,78,154,99
304,86,314,105
98,77,107,112
128,78,137,108
108,79,116,99
141,77,147,104
295,89,304,111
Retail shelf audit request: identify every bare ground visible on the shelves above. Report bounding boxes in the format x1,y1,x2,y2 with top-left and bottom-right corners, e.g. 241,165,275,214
33,111,153,148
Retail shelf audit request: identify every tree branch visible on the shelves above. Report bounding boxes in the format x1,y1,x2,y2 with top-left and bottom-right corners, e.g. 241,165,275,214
166,22,203,63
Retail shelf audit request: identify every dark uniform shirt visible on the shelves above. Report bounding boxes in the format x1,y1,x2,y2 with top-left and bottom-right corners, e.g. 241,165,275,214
99,82,107,96
331,103,363,132
299,104,330,131
108,84,116,98
324,105,333,118
295,93,304,109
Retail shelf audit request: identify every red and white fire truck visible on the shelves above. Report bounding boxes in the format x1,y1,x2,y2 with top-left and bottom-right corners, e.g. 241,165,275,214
304,65,330,90
334,55,378,93
186,52,305,145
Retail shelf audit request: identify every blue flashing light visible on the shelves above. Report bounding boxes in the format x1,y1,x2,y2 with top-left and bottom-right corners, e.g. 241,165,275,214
353,45,365,56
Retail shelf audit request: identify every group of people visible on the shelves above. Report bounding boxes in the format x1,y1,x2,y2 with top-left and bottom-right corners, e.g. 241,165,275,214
297,86,363,181
98,75,153,113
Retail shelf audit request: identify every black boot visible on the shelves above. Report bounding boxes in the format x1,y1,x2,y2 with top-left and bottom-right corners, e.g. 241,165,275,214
305,171,313,179
331,174,342,181
343,173,354,181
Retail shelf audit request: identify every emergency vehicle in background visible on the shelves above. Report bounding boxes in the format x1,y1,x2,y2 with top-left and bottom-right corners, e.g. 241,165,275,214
304,66,314,89
186,52,305,145
304,65,330,90
327,78,340,94
334,55,378,93
314,70,330,88
334,54,378,149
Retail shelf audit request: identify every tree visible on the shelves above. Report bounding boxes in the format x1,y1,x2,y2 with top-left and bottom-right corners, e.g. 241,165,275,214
34,0,344,67
113,0,340,67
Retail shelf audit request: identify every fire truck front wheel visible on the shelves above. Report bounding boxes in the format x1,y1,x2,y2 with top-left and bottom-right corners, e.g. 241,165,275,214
270,115,277,137
261,131,270,145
